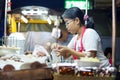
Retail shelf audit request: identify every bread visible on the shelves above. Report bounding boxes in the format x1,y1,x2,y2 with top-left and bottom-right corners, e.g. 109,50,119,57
3,64,15,71
30,61,47,69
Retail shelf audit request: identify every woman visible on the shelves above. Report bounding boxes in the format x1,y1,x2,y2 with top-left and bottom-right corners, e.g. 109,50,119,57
104,47,112,65
52,7,110,68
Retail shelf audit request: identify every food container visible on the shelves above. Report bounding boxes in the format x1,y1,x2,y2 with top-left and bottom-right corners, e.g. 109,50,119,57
76,67,97,76
53,63,76,75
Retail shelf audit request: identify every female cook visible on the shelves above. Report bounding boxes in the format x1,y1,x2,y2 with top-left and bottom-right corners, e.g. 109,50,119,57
52,7,110,68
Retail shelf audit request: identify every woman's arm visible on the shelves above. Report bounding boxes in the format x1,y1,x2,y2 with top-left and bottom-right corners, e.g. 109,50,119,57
56,46,86,59
56,46,97,58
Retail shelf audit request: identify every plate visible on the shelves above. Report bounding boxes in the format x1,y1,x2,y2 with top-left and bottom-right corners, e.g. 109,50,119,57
74,60,101,67
0,46,20,56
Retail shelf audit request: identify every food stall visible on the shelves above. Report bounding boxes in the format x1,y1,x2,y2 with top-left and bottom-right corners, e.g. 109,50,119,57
0,0,118,80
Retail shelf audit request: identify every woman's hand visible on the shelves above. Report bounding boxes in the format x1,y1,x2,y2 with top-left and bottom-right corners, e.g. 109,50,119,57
51,43,59,50
55,46,69,57
51,43,71,58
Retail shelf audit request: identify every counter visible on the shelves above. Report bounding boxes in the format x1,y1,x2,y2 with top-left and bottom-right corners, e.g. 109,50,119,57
0,68,53,80
53,73,115,80
0,67,116,80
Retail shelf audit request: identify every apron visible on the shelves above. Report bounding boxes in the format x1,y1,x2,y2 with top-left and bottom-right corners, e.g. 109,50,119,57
73,27,86,59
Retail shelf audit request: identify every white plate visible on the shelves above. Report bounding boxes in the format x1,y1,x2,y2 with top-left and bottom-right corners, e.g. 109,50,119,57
75,60,100,67
0,46,20,56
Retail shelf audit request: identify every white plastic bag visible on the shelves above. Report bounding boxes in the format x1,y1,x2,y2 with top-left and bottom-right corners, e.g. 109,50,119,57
33,44,49,57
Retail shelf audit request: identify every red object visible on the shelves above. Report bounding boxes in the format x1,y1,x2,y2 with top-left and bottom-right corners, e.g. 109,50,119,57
73,27,86,59
109,58,112,65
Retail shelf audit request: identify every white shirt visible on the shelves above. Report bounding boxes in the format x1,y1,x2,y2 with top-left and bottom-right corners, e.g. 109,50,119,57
67,28,110,68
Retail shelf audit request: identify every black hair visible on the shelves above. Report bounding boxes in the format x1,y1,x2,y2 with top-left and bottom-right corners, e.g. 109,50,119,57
62,7,94,29
104,47,112,57
62,7,85,25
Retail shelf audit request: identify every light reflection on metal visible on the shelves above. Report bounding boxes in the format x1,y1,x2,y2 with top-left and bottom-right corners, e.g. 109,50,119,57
85,0,88,25
112,0,116,67
4,0,8,46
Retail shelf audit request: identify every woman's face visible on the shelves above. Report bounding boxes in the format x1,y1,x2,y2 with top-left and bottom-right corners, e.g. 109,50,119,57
107,53,112,59
64,18,80,34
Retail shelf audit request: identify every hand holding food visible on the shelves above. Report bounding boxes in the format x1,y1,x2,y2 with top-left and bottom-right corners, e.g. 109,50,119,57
51,43,59,50
55,46,69,57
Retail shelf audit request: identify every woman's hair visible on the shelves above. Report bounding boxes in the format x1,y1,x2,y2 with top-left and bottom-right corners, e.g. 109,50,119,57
62,7,85,25
104,47,112,57
62,7,94,29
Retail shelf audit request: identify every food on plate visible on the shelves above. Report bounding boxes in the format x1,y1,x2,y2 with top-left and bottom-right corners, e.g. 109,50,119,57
59,66,75,74
53,63,75,74
80,57,100,62
24,51,32,55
